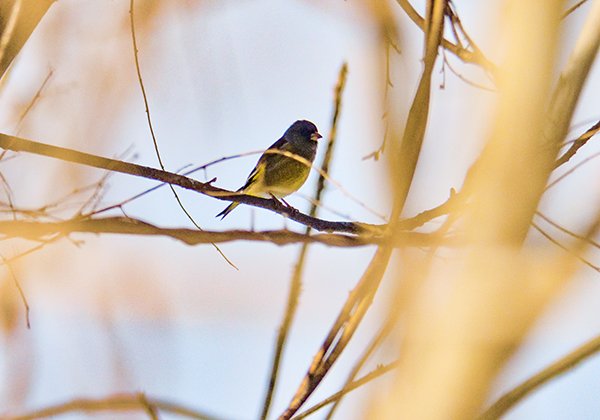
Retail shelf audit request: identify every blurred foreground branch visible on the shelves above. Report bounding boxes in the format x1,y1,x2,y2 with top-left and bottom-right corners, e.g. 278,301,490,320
374,1,600,419
7,392,223,420
480,334,600,419
0,0,56,80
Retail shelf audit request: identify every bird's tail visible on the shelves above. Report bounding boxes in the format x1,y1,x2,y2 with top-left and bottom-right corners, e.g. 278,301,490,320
216,201,240,219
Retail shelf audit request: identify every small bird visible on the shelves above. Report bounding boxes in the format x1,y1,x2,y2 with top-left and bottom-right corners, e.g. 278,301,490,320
217,120,322,219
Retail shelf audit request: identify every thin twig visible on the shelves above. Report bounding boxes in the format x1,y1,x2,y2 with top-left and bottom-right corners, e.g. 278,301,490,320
15,68,54,135
445,1,491,73
86,152,268,217
546,150,600,190
554,119,600,168
128,0,236,269
394,0,498,78
1,257,30,328
442,51,495,91
0,234,63,266
363,39,398,161
536,211,600,249
293,361,399,420
0,170,16,220
532,222,600,272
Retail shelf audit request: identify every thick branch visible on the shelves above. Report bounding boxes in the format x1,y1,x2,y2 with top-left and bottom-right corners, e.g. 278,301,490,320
0,133,379,235
0,217,441,248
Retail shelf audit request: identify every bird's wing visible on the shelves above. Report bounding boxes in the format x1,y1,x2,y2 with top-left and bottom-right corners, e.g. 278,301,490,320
238,136,287,192
262,137,306,173
261,138,315,196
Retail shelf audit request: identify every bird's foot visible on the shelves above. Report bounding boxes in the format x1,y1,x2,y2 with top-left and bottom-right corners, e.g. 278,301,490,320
280,197,292,208
269,193,284,206
270,194,299,215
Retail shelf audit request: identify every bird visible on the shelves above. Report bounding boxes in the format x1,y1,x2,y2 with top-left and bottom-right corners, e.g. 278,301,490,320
216,120,322,219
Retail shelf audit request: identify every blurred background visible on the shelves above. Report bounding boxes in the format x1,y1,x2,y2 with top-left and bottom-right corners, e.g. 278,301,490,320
0,1,599,419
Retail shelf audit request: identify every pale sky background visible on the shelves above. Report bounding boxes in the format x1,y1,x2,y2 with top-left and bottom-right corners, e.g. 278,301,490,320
0,1,600,419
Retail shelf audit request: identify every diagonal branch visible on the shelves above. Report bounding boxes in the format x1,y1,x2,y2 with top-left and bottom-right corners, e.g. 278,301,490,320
293,361,399,420
0,133,379,235
479,334,600,419
554,119,600,167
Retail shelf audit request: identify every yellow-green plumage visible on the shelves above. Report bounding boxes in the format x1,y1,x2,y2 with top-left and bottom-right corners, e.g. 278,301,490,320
217,120,321,219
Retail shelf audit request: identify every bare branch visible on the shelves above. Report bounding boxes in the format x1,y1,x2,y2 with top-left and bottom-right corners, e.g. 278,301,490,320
279,2,448,417
15,69,53,135
563,0,591,18
0,133,380,234
0,217,443,248
1,257,30,328
532,222,600,273
260,62,349,420
293,361,399,419
394,0,498,77
479,334,600,419
7,393,224,420
554,119,600,168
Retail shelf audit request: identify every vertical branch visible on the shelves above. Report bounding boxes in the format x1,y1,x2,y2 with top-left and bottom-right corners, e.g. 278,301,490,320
259,63,348,420
389,0,445,218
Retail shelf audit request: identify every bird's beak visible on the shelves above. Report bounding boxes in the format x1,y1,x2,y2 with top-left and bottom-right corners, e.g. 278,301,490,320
311,132,323,141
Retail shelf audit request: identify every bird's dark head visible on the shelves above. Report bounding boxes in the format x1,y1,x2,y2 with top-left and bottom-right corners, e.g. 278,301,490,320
285,120,322,144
